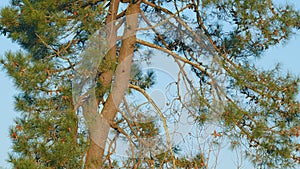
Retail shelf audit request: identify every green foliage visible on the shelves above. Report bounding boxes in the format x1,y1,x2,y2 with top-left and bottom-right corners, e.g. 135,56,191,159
130,63,156,90
2,51,86,168
1,0,300,168
200,0,300,59
0,0,107,167
220,64,300,168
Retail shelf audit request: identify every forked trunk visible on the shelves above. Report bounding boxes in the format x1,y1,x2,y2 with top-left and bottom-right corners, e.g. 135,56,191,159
84,1,141,168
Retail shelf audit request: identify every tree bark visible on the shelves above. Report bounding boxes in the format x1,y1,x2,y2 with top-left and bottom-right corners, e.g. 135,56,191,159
84,1,120,168
84,1,141,168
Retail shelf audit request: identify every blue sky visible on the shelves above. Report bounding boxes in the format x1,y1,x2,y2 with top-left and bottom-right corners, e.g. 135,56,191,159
0,1,300,168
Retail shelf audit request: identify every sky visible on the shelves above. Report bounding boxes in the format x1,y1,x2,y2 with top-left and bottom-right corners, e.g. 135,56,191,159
0,1,300,169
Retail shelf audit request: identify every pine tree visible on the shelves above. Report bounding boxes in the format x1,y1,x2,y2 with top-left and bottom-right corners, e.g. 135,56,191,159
1,0,300,168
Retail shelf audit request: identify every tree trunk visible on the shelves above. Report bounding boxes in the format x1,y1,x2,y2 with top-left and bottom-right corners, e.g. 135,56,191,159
84,1,141,168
